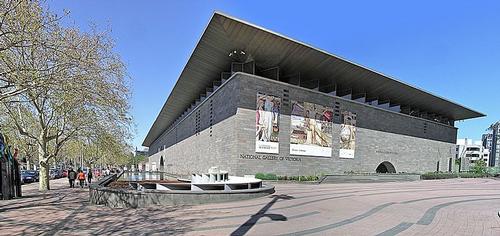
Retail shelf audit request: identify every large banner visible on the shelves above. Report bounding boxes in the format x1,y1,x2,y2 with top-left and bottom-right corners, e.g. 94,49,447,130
255,93,281,154
290,101,333,157
339,111,357,158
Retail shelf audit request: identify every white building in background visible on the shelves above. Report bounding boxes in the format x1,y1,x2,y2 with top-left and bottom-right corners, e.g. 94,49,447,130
456,138,490,171
145,159,155,172
133,147,149,172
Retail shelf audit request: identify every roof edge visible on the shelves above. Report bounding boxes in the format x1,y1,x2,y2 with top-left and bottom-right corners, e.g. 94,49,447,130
212,11,486,118
142,11,221,147
142,11,486,146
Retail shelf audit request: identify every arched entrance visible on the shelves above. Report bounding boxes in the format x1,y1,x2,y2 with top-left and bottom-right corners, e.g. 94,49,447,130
159,156,164,172
376,161,396,173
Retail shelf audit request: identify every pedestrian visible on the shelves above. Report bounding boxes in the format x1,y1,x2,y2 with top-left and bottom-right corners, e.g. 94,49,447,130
87,168,93,184
68,168,77,188
77,169,86,188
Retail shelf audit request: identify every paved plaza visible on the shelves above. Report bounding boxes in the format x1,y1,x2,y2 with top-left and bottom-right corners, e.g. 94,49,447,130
1,178,500,235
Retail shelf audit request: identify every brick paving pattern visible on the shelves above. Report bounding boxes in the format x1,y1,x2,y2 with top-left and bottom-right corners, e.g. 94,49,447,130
1,178,500,235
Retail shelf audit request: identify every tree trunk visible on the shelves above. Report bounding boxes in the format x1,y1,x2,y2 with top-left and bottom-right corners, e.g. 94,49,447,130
38,140,50,191
39,160,50,190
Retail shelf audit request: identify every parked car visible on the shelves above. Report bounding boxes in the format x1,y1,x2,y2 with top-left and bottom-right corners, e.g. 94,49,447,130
21,170,37,184
29,170,39,182
56,169,64,178
49,169,57,179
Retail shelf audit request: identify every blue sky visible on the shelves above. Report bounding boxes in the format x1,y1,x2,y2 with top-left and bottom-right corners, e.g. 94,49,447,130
48,1,500,149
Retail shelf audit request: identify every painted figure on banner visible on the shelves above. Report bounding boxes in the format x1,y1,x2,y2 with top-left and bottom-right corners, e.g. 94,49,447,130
290,101,333,157
339,111,357,158
255,93,280,153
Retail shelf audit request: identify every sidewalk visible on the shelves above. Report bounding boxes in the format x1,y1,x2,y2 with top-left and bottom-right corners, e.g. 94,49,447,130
0,178,91,234
0,178,197,235
1,177,500,235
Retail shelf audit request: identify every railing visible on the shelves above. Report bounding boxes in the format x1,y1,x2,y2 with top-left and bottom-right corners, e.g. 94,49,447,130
91,171,124,188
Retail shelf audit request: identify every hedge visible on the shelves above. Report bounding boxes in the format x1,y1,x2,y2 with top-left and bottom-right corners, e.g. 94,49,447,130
255,173,277,180
254,173,320,181
421,172,491,180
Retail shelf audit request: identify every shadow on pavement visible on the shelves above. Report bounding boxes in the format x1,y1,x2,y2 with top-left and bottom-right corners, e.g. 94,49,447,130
0,179,208,235
230,194,294,236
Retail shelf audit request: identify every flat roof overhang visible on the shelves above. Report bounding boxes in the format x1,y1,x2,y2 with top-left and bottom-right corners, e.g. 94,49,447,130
142,12,485,147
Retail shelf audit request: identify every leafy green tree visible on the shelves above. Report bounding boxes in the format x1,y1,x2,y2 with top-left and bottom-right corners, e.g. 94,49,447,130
0,0,66,100
0,0,131,190
471,160,487,174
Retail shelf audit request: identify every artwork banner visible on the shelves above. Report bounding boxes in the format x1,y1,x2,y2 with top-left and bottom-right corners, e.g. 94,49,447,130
339,111,356,159
255,93,281,154
290,101,333,157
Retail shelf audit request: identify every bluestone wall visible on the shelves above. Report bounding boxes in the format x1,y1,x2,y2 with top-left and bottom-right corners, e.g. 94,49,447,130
149,73,457,176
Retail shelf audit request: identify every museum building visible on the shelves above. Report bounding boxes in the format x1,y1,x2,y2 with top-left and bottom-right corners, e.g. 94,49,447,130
143,12,484,177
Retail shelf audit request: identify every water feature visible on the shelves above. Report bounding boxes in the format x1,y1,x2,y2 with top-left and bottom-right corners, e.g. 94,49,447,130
119,172,175,181
91,170,275,208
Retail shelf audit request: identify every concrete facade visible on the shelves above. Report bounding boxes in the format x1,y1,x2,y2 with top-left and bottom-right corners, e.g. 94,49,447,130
148,73,457,177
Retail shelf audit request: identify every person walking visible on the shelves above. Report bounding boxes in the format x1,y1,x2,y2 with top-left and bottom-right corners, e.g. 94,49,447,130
68,168,77,188
87,169,93,185
77,169,86,188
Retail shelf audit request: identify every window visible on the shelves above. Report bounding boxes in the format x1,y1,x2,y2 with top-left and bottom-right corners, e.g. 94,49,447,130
465,154,479,157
